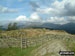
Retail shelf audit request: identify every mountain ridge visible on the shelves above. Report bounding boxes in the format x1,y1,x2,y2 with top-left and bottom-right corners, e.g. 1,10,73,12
1,21,75,34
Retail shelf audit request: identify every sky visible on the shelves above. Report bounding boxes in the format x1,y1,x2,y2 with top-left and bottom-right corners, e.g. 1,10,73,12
0,0,75,25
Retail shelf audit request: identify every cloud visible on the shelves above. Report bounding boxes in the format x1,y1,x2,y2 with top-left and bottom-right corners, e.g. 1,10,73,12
0,6,18,13
35,0,75,24
63,0,75,16
29,1,40,11
43,17,69,24
37,0,75,16
13,0,75,24
16,12,41,22
15,13,75,24
30,12,41,21
37,8,57,16
15,15,69,24
67,16,75,23
43,16,75,24
16,15,28,21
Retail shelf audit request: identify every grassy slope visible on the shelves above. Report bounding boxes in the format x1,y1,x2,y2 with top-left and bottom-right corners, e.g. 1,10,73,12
0,28,68,38
0,29,75,56
0,46,39,56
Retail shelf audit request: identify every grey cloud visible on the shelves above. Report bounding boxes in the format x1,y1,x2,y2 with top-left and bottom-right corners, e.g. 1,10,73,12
67,16,75,23
29,0,55,12
38,0,75,17
0,6,18,13
64,2,75,16
53,0,75,16
29,1,40,11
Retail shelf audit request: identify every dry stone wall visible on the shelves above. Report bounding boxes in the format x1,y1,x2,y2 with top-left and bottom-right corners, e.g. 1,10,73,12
0,34,75,48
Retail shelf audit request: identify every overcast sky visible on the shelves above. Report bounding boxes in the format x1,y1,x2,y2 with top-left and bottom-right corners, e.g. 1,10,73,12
0,0,75,24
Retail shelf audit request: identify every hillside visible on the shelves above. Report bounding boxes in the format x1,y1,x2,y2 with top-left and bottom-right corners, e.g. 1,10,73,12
1,22,75,34
0,29,75,56
0,29,69,38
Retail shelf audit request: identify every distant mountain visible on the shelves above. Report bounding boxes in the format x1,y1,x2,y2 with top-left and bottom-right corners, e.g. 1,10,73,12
59,23,75,34
1,21,75,34
42,22,75,34
41,23,60,29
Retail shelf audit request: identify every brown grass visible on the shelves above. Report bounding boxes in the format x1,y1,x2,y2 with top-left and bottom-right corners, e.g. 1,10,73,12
0,29,70,38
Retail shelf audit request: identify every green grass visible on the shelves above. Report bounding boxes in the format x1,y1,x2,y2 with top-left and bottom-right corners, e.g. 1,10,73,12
65,41,75,51
0,45,39,56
